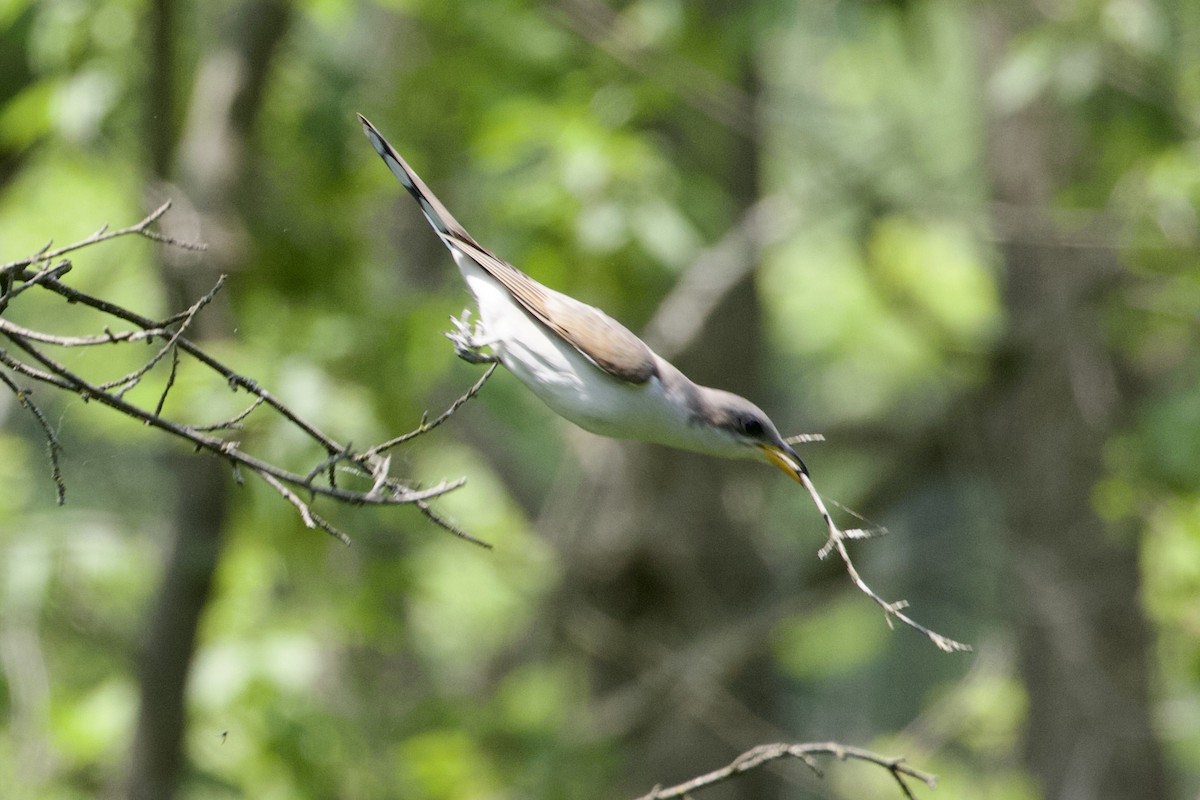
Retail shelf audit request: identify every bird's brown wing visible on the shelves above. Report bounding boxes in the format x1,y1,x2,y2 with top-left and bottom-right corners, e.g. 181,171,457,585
454,238,657,384
360,114,656,385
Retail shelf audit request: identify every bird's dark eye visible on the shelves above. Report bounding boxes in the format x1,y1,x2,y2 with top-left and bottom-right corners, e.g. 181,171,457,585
740,415,765,438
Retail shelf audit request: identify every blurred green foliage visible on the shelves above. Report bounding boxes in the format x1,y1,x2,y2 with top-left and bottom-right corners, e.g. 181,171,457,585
1,0,1198,798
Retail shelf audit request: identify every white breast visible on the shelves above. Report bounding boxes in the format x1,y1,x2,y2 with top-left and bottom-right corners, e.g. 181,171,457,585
450,250,733,454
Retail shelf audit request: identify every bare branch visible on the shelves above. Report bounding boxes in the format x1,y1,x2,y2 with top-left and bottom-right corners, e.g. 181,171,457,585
258,471,352,545
0,259,73,311
0,371,64,505
414,499,494,549
0,321,173,347
0,329,456,506
99,274,223,395
0,208,488,546
0,347,76,390
362,362,498,459
0,201,204,277
633,741,936,800
189,397,265,432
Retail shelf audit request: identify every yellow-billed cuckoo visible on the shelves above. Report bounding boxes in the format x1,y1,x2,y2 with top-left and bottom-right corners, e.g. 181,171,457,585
359,114,807,483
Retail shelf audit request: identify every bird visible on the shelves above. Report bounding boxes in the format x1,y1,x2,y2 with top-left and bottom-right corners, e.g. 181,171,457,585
358,114,807,484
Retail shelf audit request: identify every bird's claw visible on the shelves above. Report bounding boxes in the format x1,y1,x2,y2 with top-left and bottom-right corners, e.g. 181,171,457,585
444,309,499,364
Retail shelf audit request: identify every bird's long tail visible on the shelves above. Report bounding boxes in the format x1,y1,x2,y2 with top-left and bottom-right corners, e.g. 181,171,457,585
357,113,480,249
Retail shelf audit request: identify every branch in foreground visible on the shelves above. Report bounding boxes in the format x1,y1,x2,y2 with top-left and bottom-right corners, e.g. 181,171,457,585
0,204,494,547
634,741,936,800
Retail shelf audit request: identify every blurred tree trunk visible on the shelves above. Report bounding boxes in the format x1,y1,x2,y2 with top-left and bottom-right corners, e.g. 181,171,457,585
545,38,782,800
976,12,1171,800
126,3,292,799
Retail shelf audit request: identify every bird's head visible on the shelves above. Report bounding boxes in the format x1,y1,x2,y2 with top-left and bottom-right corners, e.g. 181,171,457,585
699,389,808,483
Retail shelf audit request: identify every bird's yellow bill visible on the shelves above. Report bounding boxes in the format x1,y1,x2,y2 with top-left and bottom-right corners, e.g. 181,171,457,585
760,444,805,484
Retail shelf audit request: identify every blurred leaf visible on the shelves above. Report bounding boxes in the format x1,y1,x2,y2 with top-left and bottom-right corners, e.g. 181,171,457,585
1138,388,1200,491
771,596,887,680
0,78,54,147
395,728,502,800
53,679,134,762
869,215,999,343
494,660,576,735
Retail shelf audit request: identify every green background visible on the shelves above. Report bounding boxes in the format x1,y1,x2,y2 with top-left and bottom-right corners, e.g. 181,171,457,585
0,0,1197,798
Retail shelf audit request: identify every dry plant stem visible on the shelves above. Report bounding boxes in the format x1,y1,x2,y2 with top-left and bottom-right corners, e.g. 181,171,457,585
0,204,488,546
797,471,971,653
633,741,936,800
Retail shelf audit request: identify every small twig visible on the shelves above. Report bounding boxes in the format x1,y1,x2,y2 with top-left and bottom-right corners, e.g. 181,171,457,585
840,527,884,541
0,201,204,276
797,471,971,653
362,362,498,458
258,471,352,545
414,499,493,549
100,275,225,395
0,322,172,347
303,444,355,486
633,741,936,800
187,397,265,432
153,347,181,417
0,259,73,309
0,371,65,504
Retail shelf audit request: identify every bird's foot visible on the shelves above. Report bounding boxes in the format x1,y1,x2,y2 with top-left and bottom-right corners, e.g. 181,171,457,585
444,309,500,364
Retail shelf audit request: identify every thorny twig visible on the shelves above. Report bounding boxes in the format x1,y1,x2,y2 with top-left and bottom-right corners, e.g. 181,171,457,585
0,204,490,546
633,741,936,800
